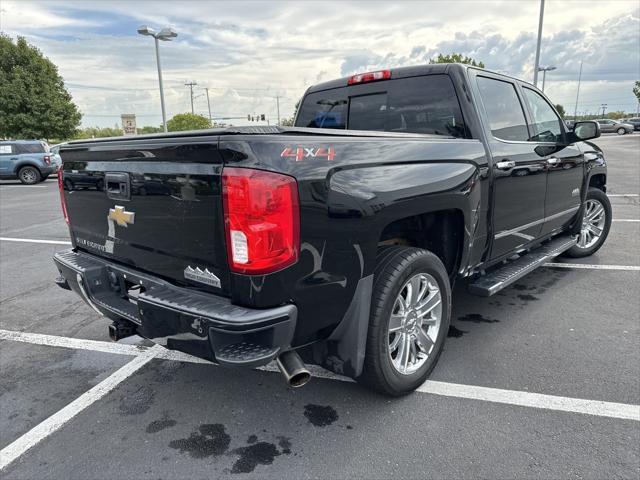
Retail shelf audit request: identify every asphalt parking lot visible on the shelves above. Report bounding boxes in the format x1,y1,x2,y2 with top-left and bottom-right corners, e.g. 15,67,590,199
1,134,638,479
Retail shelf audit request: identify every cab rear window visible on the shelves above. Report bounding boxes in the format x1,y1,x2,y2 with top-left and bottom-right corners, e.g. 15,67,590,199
295,74,468,138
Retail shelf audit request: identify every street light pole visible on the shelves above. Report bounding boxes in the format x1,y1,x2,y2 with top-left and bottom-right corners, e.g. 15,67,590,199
573,60,583,120
138,25,178,133
153,37,167,132
533,0,545,87
537,65,556,92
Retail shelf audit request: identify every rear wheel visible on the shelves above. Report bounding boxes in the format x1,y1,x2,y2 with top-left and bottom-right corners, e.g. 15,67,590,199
18,166,41,185
564,188,611,257
359,246,451,396
617,127,626,135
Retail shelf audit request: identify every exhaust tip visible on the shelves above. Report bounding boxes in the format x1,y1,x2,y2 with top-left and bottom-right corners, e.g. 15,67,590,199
276,350,311,388
289,371,311,388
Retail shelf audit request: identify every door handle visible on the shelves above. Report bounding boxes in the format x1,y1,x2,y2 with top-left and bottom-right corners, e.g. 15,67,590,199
547,157,561,165
495,160,516,170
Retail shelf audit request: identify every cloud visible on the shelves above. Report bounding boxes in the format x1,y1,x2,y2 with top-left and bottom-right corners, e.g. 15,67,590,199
2,0,638,127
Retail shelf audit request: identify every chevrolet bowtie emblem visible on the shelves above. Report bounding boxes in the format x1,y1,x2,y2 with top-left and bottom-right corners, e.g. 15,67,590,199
108,205,135,227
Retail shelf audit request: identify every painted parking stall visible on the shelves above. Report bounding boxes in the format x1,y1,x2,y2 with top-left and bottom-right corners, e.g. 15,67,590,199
0,135,638,478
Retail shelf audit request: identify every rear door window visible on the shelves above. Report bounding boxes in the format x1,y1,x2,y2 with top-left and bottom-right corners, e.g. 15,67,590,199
14,143,46,154
296,74,468,138
476,76,529,141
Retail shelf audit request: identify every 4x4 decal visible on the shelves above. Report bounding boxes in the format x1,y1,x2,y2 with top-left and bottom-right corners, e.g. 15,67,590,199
280,146,335,162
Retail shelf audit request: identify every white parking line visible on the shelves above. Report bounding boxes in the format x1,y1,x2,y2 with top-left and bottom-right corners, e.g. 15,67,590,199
0,328,638,428
0,345,163,471
0,237,71,245
612,219,639,223
608,194,639,197
0,329,143,356
544,263,640,271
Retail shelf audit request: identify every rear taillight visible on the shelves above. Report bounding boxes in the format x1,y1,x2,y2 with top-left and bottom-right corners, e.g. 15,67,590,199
58,167,69,225
222,167,299,274
43,155,51,165
347,69,391,85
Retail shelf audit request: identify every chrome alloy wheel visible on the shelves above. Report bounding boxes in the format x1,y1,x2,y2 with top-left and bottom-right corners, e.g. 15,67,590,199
577,199,606,249
388,273,442,375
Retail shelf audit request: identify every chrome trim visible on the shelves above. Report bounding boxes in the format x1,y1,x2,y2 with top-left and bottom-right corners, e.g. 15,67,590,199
494,205,580,239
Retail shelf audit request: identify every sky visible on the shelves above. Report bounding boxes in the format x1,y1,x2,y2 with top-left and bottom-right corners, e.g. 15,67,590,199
1,0,639,128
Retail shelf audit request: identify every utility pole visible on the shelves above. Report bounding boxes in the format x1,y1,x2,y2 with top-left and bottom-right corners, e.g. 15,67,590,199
204,87,212,126
533,0,545,87
573,60,583,120
275,96,281,125
185,81,197,114
601,104,607,117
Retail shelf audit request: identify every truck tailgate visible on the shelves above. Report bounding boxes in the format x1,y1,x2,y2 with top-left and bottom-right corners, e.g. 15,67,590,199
60,139,229,293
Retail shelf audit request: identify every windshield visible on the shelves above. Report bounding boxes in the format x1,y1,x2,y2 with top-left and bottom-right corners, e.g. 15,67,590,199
295,74,468,138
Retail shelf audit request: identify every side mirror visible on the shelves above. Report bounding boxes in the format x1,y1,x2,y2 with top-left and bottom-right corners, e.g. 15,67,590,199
568,121,600,143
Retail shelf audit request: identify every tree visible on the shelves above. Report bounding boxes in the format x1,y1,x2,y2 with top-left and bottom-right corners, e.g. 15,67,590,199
167,113,211,132
554,104,566,118
634,81,640,103
73,125,122,140
429,53,485,68
0,35,81,140
278,99,300,127
138,125,163,134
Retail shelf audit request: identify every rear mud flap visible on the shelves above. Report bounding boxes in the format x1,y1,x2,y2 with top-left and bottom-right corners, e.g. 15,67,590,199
312,275,373,378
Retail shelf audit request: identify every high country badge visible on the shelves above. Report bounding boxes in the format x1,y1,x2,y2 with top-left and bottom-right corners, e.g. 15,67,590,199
184,266,221,288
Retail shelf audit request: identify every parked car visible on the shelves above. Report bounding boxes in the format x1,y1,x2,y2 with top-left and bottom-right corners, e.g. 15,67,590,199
623,117,640,131
50,143,66,170
595,119,634,135
0,140,59,184
54,64,609,395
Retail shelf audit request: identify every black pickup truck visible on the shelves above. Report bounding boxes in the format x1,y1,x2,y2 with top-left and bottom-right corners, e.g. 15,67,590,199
54,64,610,395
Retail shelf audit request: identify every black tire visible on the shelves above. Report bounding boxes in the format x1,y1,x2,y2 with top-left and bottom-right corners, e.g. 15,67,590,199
616,128,626,135
564,187,612,258
17,166,41,185
358,246,451,396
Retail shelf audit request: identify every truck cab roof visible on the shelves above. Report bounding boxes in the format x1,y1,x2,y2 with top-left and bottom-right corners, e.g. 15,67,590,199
306,63,531,94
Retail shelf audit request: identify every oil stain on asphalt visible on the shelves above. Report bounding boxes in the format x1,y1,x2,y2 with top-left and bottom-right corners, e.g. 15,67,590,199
458,313,500,323
168,423,231,459
146,416,177,434
230,441,283,473
118,386,155,415
303,404,339,426
447,325,468,337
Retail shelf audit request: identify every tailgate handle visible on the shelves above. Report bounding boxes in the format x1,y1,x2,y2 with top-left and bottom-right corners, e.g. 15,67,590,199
105,172,131,201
